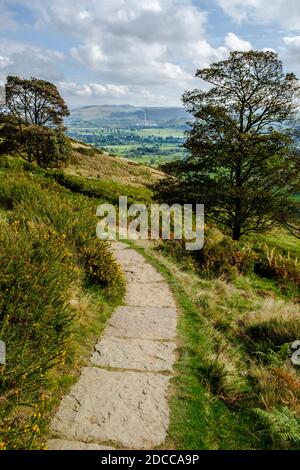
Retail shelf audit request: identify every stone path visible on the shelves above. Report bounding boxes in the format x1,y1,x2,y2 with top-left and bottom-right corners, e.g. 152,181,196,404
48,242,177,450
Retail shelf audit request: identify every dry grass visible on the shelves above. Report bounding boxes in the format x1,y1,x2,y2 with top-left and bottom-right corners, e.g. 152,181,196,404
250,365,300,411
245,298,300,326
67,143,165,187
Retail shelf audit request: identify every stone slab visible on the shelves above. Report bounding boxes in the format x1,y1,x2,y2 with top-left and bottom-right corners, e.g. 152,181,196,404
125,282,176,307
122,264,164,283
112,249,147,266
109,241,128,251
105,306,177,340
91,337,176,371
50,368,170,449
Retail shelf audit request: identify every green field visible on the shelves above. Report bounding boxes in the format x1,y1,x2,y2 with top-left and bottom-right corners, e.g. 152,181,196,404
67,127,187,166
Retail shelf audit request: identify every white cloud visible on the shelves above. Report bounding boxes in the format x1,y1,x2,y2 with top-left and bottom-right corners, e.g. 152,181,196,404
59,81,129,98
4,0,298,106
58,80,169,105
185,40,228,68
185,33,252,71
0,56,13,69
281,36,300,65
224,32,252,51
17,0,207,90
0,39,65,81
217,0,300,30
283,36,300,48
70,44,107,70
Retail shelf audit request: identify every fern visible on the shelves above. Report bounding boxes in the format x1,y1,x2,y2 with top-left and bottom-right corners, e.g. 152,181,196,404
254,407,300,446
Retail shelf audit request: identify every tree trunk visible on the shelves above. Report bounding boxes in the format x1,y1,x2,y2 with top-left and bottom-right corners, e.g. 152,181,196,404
232,223,241,241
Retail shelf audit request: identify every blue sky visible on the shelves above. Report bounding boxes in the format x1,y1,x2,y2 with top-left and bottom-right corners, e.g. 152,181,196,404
1,0,300,108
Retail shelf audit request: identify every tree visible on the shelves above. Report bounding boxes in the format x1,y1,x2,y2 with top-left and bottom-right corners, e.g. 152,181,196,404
0,76,71,167
153,51,300,240
4,76,69,127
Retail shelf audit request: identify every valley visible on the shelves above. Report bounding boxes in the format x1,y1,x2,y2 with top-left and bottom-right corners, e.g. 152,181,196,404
67,127,187,166
65,105,189,166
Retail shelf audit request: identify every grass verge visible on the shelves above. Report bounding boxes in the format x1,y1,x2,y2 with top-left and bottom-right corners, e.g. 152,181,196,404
131,240,300,450
0,163,125,450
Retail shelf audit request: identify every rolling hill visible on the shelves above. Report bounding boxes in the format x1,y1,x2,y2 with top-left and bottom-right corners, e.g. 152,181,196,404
66,105,189,129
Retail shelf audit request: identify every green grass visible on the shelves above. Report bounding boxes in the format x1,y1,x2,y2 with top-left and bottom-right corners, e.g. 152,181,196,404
130,238,300,450
131,242,260,449
1,147,300,450
0,161,125,450
50,170,152,205
258,230,300,258
69,127,186,167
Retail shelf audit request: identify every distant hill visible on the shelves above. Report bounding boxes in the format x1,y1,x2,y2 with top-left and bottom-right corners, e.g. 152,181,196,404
66,105,190,129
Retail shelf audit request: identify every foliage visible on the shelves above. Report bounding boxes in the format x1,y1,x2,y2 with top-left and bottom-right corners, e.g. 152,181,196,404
153,51,300,240
0,169,124,449
0,123,71,168
254,407,300,448
135,234,300,449
78,242,121,289
158,232,257,281
255,246,300,288
4,76,69,126
0,77,70,168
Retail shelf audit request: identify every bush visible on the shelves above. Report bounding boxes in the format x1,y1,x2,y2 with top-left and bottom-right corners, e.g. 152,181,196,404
0,120,72,169
250,366,300,410
255,246,300,289
159,231,257,280
0,221,76,449
196,236,257,279
0,171,124,449
76,146,102,157
78,241,122,291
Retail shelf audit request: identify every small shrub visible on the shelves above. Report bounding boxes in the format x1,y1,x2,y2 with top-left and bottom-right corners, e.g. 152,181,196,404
78,241,123,290
159,234,257,280
255,246,300,288
0,171,124,448
76,147,101,157
195,236,257,279
196,355,244,404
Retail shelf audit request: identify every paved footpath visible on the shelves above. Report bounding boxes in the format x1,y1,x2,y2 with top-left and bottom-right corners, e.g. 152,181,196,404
48,242,177,450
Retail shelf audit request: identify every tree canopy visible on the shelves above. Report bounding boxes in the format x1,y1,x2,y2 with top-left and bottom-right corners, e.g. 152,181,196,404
5,76,69,127
153,51,300,240
0,76,71,167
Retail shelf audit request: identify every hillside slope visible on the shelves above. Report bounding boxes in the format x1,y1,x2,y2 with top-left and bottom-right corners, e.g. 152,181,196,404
0,139,300,450
66,105,189,129
68,140,165,186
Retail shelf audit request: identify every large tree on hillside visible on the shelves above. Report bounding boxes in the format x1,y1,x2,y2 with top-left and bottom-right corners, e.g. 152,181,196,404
0,77,70,167
4,76,69,127
154,51,300,240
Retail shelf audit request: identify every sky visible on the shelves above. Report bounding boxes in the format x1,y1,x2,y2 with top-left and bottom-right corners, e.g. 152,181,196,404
1,0,300,108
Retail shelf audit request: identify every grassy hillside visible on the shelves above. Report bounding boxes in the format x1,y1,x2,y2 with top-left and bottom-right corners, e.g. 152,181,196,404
67,140,165,187
134,232,300,450
0,156,129,450
0,141,300,450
